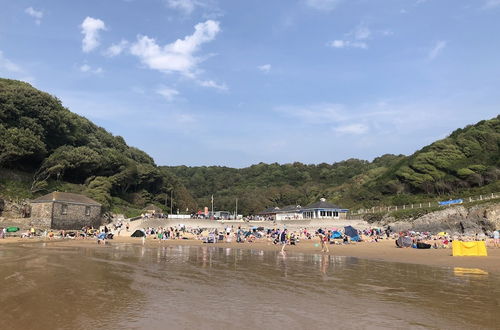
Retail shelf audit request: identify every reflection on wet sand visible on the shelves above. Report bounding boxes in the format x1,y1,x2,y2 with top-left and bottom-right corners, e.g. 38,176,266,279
0,243,499,329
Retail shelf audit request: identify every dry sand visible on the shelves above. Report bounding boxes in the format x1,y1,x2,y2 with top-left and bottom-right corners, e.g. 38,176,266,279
2,235,500,274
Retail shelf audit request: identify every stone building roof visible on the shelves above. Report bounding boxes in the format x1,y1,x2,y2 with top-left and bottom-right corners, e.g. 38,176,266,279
31,192,101,206
143,204,162,212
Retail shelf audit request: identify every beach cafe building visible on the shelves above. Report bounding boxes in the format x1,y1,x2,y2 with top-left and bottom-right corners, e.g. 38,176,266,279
274,198,348,221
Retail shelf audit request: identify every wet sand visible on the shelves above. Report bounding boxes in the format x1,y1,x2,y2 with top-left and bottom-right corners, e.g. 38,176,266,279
2,236,500,274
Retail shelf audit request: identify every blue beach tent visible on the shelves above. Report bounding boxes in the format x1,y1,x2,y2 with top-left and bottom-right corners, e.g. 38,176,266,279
344,226,361,242
332,231,342,239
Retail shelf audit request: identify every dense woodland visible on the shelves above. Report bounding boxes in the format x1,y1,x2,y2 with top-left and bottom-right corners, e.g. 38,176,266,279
0,78,499,216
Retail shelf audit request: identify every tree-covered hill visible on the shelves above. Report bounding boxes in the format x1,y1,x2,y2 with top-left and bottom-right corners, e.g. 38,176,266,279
165,116,499,214
0,78,196,215
1,78,498,217
374,117,500,195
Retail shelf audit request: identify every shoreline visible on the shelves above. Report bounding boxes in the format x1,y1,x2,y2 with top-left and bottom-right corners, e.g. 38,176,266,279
2,236,500,274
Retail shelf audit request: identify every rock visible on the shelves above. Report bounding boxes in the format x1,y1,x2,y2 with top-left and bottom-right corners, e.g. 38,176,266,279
381,202,500,234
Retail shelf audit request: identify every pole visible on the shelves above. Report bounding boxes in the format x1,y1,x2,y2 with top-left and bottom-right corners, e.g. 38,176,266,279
171,189,173,215
235,198,238,219
211,194,214,216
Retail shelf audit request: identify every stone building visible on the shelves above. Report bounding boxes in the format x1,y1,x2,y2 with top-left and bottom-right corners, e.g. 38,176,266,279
30,192,102,229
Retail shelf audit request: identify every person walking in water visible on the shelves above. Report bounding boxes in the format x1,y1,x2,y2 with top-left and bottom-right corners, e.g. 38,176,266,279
280,229,288,254
318,229,329,253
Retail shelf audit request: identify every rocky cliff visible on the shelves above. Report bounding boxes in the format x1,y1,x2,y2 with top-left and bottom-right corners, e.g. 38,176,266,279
384,202,500,234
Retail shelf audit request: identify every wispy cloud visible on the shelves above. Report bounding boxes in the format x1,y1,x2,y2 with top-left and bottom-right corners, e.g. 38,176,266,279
327,40,367,49
166,0,201,14
197,79,227,90
482,0,500,9
351,23,371,40
428,40,447,60
335,123,369,135
258,64,271,73
80,17,107,53
328,22,391,50
104,40,129,57
25,7,43,25
80,64,103,74
0,51,22,73
156,86,179,101
305,0,342,11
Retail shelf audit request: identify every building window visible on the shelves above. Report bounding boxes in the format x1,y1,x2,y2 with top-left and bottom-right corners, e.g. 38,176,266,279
61,204,68,215
85,206,91,216
333,211,339,217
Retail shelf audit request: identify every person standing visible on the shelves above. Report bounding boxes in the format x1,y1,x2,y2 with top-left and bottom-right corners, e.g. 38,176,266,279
280,229,288,253
318,231,329,253
493,229,500,248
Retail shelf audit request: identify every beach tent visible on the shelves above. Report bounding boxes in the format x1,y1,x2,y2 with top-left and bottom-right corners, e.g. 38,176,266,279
344,226,358,238
396,236,413,248
344,226,361,242
452,241,487,256
332,231,342,239
131,229,146,237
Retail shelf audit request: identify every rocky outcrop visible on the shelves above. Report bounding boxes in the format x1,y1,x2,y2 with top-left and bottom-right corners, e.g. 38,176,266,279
384,203,500,234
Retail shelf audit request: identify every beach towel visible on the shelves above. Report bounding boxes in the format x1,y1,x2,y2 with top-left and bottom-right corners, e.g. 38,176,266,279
452,241,487,256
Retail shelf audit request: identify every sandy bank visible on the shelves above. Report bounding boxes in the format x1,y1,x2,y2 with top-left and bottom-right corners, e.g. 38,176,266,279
2,236,499,274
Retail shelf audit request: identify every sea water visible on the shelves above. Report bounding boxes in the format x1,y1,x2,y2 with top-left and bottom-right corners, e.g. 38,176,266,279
0,243,498,329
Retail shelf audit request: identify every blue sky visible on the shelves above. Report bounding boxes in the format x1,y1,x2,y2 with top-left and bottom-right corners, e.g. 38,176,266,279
0,0,499,167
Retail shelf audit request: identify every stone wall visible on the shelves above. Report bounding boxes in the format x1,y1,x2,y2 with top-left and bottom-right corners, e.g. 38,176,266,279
30,203,53,228
51,202,102,229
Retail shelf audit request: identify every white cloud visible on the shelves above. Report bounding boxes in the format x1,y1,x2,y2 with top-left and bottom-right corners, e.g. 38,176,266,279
327,40,367,49
276,103,347,123
80,17,107,53
25,7,43,25
305,0,342,11
482,0,500,8
104,40,129,57
335,123,368,135
258,64,271,73
156,86,179,101
130,20,221,83
197,79,227,90
353,24,371,40
167,0,200,14
328,23,387,50
0,51,22,73
80,64,103,74
428,40,447,60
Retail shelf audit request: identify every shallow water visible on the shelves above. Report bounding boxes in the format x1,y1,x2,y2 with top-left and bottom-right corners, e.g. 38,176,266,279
0,243,499,329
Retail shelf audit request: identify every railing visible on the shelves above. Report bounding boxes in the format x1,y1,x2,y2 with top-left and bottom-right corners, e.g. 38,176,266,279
349,192,499,216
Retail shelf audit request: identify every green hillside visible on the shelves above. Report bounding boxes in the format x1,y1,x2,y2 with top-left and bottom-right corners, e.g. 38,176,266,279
0,78,196,215
1,78,498,217
165,117,500,213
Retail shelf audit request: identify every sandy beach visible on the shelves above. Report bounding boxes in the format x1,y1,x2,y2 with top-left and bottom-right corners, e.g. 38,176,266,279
2,235,499,274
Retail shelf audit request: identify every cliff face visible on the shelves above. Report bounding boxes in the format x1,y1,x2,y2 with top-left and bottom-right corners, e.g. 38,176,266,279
385,203,500,234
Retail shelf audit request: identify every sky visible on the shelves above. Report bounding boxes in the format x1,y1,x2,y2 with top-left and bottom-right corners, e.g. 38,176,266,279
0,0,499,167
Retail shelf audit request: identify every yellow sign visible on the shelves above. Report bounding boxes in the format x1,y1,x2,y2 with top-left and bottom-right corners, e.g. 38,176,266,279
452,241,488,256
